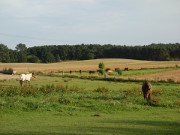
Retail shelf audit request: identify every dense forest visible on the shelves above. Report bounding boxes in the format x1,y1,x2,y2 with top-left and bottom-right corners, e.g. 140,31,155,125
0,43,180,63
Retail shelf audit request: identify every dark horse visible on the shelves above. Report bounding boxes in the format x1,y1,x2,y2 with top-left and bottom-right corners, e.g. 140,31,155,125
142,81,152,104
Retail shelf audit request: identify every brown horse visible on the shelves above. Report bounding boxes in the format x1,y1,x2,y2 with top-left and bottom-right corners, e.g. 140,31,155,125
142,81,152,104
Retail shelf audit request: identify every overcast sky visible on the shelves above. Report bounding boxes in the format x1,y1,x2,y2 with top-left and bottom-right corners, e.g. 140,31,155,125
0,0,180,49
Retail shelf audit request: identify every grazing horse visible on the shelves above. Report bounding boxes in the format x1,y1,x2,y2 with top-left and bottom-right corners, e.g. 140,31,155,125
124,67,129,71
89,71,95,74
19,73,35,86
142,81,152,104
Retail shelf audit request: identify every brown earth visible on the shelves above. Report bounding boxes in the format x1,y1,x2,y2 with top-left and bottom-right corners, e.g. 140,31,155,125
0,74,18,80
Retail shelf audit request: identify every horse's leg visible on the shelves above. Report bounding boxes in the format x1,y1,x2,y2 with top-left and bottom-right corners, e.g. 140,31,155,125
146,92,151,105
143,94,146,100
146,94,149,104
148,93,151,105
20,80,23,86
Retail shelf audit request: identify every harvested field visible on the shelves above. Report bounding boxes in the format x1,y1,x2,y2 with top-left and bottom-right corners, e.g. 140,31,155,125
0,59,180,73
0,74,18,80
126,69,180,82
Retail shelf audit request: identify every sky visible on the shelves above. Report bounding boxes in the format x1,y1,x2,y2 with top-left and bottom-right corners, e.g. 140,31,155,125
0,0,180,49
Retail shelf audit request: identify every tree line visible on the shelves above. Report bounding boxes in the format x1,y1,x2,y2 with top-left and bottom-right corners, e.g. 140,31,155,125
0,43,180,63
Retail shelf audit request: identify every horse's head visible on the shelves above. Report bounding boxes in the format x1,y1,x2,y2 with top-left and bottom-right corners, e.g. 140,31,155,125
32,73,36,78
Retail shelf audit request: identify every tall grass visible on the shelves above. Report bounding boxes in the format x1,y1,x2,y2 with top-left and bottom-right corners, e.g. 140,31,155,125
0,82,179,114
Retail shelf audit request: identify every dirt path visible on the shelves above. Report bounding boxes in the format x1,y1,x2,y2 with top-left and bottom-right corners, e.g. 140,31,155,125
0,74,18,80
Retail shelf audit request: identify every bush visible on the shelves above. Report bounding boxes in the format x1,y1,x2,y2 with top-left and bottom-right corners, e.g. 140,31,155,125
116,69,122,75
99,62,105,69
98,69,105,75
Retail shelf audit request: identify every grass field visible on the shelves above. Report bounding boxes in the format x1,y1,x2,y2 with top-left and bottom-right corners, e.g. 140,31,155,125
0,59,180,135
1,109,180,135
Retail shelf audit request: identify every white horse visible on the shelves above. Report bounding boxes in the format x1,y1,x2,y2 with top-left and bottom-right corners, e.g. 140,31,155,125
19,73,35,86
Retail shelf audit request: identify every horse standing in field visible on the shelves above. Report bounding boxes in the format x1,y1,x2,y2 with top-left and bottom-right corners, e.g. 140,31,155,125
142,81,152,104
19,73,35,86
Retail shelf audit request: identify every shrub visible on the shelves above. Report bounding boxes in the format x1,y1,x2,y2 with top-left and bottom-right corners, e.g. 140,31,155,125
99,62,105,69
98,69,105,75
116,69,122,75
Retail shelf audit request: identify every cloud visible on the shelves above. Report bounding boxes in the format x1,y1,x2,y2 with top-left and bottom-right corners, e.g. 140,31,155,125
0,0,180,49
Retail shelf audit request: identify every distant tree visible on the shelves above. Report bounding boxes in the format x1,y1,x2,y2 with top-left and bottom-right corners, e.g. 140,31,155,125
47,52,55,63
9,49,18,62
15,43,27,52
0,44,10,62
27,55,39,63
158,48,170,60
18,51,27,62
15,43,27,62
22,43,180,63
55,54,61,62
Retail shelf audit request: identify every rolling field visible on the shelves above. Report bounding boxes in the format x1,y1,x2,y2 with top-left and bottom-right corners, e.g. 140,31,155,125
0,59,180,134
0,58,180,73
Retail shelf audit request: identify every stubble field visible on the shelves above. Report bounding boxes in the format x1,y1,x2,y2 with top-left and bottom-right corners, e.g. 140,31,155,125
1,58,180,72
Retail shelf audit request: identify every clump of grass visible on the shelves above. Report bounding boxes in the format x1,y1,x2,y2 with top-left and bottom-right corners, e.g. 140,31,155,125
174,101,180,107
0,86,19,97
58,95,72,105
39,85,54,95
69,85,81,92
150,97,160,106
125,90,134,97
152,89,162,96
56,84,68,94
94,87,109,94
93,87,109,98
20,86,37,97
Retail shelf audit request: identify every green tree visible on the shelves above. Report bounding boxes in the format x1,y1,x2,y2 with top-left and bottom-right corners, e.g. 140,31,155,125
98,62,105,75
18,51,27,62
15,43,27,52
27,55,39,63
99,62,105,69
116,69,122,75
9,49,18,62
46,52,55,63
55,54,61,62
0,44,10,62
15,43,27,62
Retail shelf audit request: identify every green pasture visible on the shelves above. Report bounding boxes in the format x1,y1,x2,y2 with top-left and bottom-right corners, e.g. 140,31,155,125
0,73,180,134
54,67,178,77
1,109,180,135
